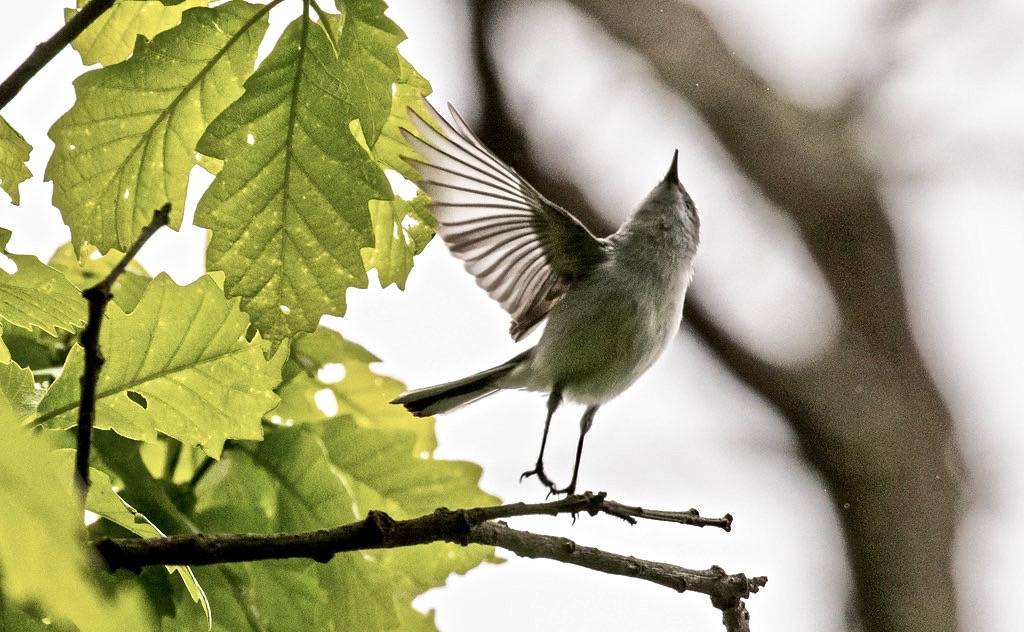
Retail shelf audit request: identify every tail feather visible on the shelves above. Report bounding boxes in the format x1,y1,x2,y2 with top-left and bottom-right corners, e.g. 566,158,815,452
392,350,531,417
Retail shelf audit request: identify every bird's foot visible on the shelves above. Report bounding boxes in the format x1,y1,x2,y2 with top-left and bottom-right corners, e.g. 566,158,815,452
548,482,577,498
520,462,559,495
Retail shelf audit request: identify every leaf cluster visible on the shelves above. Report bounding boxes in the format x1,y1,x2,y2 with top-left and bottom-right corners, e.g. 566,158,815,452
0,1,495,631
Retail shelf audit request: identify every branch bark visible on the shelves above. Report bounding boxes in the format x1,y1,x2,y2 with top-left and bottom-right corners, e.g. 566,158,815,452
94,492,763,623
75,204,170,491
0,0,116,110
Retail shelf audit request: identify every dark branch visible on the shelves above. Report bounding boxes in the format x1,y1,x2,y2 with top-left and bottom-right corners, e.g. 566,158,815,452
0,0,116,110
601,498,732,530
94,492,762,618
472,521,764,610
75,204,171,492
719,600,753,632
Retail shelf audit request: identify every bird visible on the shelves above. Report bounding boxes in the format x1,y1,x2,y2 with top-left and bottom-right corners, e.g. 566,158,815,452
391,100,700,496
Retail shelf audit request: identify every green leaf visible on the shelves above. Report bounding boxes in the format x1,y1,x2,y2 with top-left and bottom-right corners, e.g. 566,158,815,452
46,0,270,252
0,407,153,632
0,359,37,421
193,418,498,632
36,274,284,456
66,0,209,66
352,56,436,288
276,327,436,453
361,192,435,289
0,230,87,336
0,601,58,632
0,325,72,372
196,4,401,343
0,115,31,205
84,465,211,626
334,0,405,146
49,241,151,312
354,55,433,180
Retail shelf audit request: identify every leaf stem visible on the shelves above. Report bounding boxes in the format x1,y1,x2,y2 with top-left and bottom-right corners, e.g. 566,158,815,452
0,0,116,111
75,204,170,493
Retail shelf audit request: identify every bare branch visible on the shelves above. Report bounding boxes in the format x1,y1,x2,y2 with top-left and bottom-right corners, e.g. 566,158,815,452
718,600,753,632
0,0,116,110
75,204,170,492
94,492,762,623
472,521,764,609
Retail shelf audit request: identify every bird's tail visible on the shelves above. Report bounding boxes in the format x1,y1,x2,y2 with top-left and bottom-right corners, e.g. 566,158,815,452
391,350,531,417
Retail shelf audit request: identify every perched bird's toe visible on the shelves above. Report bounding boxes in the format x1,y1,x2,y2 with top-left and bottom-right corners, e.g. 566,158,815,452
520,463,562,495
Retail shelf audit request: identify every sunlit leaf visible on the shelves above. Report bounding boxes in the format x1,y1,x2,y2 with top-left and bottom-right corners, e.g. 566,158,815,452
352,56,436,288
36,274,284,456
333,0,405,145
0,359,37,422
66,0,209,66
0,115,31,205
361,192,435,289
0,229,87,336
46,0,269,252
0,407,153,632
355,55,433,180
276,327,436,452
193,417,498,631
196,3,402,342
49,241,151,312
84,465,211,626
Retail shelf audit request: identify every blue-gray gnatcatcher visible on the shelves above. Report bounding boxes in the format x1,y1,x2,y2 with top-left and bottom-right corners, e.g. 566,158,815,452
392,101,700,495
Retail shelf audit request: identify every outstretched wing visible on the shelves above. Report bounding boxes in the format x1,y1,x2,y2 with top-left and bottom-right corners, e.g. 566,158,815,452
402,101,608,340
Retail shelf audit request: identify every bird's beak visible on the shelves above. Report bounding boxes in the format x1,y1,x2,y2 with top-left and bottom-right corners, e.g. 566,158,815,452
663,149,680,186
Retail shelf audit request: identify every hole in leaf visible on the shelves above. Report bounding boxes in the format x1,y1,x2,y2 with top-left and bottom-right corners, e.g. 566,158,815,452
279,305,291,314
316,363,346,384
127,390,147,409
314,388,338,416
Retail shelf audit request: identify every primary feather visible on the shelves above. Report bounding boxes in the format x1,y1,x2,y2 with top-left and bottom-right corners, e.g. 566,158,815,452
401,101,609,339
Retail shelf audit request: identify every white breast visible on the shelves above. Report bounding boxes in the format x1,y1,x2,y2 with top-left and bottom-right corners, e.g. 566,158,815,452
517,250,693,405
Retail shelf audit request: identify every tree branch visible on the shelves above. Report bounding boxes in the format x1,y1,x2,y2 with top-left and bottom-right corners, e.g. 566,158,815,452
75,203,170,492
0,0,116,110
94,492,762,624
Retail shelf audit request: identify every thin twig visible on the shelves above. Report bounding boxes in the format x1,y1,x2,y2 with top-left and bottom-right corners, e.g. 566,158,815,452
601,499,733,530
473,522,765,614
75,204,171,492
94,492,763,618
0,0,116,110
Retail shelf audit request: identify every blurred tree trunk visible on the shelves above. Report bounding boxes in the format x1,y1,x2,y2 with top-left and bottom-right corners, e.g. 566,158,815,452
471,2,965,631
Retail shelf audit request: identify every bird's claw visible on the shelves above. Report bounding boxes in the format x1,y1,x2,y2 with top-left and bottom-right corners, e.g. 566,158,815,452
551,483,576,497
520,464,554,486
520,463,564,496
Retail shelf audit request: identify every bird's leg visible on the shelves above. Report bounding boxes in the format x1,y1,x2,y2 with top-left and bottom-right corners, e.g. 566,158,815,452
552,405,599,496
520,387,562,492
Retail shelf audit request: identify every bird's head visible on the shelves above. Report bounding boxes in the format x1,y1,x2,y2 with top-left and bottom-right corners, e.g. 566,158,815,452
654,149,700,235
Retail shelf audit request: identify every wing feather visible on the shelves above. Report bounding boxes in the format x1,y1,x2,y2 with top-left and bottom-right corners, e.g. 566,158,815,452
402,100,608,340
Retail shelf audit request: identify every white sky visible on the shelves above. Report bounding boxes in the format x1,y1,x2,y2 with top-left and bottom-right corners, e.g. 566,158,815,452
2,2,1022,631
